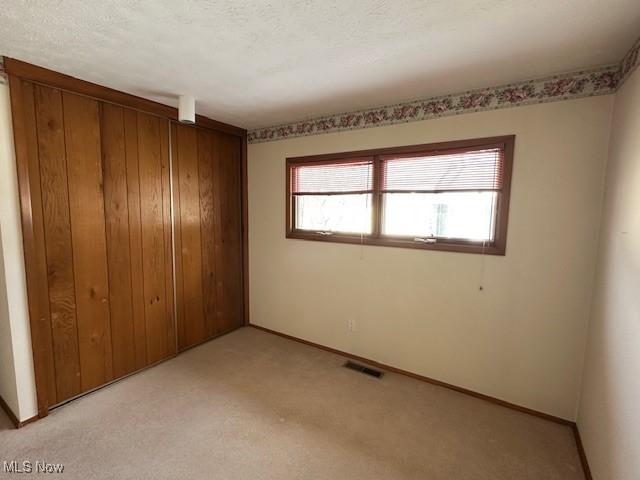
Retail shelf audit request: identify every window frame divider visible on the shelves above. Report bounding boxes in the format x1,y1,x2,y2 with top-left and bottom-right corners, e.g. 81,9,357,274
371,155,382,239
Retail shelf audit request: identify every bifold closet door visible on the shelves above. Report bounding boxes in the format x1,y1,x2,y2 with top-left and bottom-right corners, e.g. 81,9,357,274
18,81,175,405
100,104,176,371
172,124,243,350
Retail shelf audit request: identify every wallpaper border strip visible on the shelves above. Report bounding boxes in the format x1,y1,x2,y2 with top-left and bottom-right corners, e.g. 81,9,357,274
0,59,7,85
619,36,640,86
248,37,640,144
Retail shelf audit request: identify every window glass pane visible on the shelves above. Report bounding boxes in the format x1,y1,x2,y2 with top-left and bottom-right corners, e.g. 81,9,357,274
295,194,372,234
382,192,497,241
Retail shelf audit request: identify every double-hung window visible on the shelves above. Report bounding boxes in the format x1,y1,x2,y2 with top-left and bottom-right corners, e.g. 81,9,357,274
286,136,514,255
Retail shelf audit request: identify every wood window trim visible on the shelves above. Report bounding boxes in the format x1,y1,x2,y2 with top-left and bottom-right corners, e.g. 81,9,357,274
286,135,514,256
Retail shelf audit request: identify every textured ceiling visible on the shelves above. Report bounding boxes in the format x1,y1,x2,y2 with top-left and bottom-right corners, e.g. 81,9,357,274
1,1,639,129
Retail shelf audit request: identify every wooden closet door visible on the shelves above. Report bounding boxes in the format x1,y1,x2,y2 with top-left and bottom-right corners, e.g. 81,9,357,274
63,92,114,392
31,85,113,399
212,132,243,333
173,124,243,350
136,112,176,364
33,84,83,402
18,81,175,404
101,105,176,373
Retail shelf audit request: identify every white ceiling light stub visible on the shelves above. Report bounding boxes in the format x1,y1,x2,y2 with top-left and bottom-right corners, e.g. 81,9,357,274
179,95,195,124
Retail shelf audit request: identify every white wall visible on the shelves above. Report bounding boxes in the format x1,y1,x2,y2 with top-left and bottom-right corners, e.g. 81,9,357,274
248,96,614,421
0,81,38,422
577,69,640,479
0,221,19,415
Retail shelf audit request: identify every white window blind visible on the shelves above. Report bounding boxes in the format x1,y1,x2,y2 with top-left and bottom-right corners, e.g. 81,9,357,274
291,158,374,194
381,147,504,193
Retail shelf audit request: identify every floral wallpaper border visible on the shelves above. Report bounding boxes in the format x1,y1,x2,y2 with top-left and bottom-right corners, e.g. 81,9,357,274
619,36,640,86
0,60,6,85
248,37,640,144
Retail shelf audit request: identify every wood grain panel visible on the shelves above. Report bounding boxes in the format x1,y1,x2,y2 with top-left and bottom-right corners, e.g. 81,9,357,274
34,84,82,401
137,112,171,363
101,103,136,378
211,131,226,334
174,125,244,347
197,129,218,337
226,134,244,330
10,78,57,412
21,81,57,406
173,125,244,349
171,124,185,349
216,133,244,331
62,92,113,391
176,125,205,348
123,109,148,370
160,121,176,353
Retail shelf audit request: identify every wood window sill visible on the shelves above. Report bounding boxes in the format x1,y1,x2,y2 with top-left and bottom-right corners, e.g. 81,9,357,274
286,231,505,255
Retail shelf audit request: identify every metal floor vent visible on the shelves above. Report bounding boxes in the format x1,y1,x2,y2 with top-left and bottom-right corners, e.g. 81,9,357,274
343,360,384,378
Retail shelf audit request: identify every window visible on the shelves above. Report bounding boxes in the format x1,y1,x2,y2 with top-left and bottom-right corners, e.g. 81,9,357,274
291,158,373,234
286,136,514,255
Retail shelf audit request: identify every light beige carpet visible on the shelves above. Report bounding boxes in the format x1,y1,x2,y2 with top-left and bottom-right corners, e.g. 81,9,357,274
0,327,584,479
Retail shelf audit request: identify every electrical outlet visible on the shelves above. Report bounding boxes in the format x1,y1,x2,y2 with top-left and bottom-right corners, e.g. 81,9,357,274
347,319,356,333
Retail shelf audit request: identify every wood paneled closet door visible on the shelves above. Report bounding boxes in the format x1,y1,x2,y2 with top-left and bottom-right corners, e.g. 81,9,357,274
172,123,243,350
17,81,175,405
